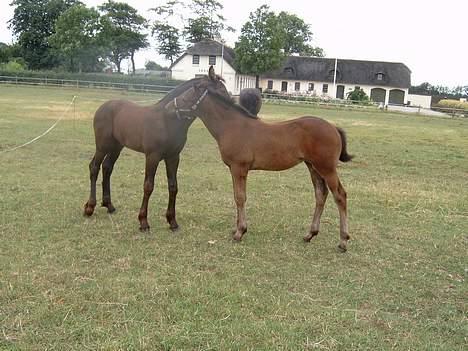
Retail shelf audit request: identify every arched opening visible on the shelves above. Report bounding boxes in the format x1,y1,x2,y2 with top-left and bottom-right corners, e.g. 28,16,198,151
389,89,405,105
370,88,386,103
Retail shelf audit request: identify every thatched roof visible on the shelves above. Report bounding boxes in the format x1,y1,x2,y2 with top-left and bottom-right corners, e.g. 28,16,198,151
170,39,235,68
263,56,411,88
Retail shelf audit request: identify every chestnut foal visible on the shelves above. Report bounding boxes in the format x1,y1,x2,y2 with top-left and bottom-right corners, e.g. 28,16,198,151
165,78,353,251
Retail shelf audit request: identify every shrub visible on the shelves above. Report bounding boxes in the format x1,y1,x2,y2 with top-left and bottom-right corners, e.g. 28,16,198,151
0,59,26,72
347,88,369,102
437,99,468,110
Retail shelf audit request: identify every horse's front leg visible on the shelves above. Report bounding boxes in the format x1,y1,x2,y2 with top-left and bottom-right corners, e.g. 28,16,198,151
138,153,160,231
230,165,249,241
84,150,106,216
164,155,180,231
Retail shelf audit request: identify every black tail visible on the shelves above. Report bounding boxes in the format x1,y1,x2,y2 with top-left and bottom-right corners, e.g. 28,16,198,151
337,127,354,162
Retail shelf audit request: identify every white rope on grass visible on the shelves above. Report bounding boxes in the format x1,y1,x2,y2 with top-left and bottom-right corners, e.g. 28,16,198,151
1,95,77,154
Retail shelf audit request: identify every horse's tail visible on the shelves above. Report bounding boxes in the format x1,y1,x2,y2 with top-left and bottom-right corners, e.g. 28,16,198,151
336,127,354,162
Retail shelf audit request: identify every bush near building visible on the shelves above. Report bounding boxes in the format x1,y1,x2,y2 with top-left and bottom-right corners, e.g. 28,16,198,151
437,99,468,110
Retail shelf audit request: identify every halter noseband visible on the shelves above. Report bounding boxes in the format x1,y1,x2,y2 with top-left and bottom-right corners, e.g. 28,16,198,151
173,89,208,120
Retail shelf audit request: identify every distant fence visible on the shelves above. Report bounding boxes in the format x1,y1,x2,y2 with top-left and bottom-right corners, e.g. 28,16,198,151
261,92,380,110
0,75,176,94
430,106,468,117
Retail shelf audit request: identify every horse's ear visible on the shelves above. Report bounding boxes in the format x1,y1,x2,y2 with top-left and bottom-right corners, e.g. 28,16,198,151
208,65,216,81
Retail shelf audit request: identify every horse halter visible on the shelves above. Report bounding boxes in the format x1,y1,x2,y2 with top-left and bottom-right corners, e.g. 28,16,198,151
172,88,209,120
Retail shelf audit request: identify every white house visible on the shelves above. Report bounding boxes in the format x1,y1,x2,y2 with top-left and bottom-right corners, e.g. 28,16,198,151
260,56,412,105
170,39,256,95
171,40,412,105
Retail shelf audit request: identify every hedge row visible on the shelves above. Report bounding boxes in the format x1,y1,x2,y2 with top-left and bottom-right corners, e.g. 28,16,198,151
0,70,183,87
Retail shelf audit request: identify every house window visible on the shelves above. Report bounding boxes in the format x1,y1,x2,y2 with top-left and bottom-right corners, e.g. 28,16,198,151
377,73,384,81
281,81,288,92
295,82,300,91
192,55,200,65
322,84,328,93
267,80,273,89
308,83,314,91
209,55,216,65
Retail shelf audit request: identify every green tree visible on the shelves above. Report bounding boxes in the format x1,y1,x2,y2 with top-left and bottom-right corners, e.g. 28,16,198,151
98,0,148,74
152,23,182,65
49,4,103,72
0,43,22,63
0,42,26,70
150,1,184,65
234,5,285,87
184,0,234,43
8,0,80,69
277,11,324,57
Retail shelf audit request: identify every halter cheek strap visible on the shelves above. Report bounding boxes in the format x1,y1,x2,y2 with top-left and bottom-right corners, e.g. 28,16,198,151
172,89,208,120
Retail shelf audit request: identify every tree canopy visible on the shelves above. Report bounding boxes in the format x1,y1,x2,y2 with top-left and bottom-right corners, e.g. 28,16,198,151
151,0,233,65
99,0,148,73
49,4,103,72
234,5,324,82
8,0,80,69
184,0,234,43
234,5,286,80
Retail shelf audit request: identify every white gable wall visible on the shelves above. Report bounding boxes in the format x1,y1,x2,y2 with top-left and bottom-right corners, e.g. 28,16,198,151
171,54,255,95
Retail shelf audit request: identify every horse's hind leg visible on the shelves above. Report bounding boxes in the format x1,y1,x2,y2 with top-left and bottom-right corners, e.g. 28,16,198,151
303,162,329,242
84,150,106,216
322,171,350,252
164,155,180,231
230,164,249,241
101,146,123,213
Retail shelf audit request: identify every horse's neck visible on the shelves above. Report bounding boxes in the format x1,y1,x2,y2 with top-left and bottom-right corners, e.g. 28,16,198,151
198,101,234,140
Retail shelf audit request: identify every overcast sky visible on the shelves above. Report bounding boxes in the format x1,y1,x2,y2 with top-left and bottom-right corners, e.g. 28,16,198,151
1,0,467,87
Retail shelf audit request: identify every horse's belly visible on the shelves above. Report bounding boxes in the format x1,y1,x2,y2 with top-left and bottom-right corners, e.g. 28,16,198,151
113,128,144,152
251,153,302,171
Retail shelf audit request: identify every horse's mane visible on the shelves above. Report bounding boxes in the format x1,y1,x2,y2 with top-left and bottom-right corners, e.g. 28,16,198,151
156,77,204,107
207,88,259,119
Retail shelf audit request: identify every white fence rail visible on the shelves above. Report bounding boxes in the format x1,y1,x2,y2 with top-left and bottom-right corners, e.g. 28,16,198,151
0,75,176,94
2,75,465,116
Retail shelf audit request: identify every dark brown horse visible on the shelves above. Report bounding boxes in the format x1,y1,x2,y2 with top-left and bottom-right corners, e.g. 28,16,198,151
84,67,235,231
165,77,353,251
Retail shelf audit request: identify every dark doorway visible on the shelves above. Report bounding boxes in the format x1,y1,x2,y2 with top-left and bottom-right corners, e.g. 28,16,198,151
281,81,288,92
336,85,345,99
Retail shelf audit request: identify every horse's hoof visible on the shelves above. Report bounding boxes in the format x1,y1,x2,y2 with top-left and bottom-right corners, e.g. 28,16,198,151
303,231,318,242
170,225,179,232
232,233,243,241
337,244,347,253
107,206,116,214
139,225,150,232
83,205,94,217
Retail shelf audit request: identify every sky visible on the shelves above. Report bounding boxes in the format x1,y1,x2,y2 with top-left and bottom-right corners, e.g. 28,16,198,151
1,0,467,87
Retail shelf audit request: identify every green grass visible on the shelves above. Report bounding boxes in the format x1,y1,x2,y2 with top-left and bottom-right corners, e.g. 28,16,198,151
0,84,467,350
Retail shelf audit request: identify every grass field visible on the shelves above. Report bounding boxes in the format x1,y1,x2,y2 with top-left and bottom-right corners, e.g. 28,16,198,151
0,84,467,350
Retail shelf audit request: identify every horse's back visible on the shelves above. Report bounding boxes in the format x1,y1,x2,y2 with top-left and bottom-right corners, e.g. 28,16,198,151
93,100,154,152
